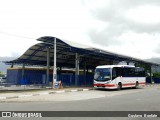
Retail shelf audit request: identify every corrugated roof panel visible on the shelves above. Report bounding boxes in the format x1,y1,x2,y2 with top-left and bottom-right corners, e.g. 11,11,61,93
4,36,160,67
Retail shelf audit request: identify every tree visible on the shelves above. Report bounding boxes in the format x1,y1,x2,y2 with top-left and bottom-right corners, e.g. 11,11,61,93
0,71,4,77
153,72,160,78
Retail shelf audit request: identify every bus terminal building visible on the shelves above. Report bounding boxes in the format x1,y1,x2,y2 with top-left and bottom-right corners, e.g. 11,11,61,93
5,36,160,86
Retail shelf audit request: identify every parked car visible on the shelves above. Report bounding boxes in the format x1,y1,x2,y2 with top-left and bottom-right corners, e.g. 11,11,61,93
0,77,6,83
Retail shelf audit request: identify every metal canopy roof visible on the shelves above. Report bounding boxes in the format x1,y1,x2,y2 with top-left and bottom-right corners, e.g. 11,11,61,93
5,36,160,68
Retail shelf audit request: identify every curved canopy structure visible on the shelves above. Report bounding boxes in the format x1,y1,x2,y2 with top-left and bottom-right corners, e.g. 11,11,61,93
5,36,160,68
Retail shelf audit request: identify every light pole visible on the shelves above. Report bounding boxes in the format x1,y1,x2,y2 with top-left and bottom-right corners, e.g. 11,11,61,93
53,37,57,88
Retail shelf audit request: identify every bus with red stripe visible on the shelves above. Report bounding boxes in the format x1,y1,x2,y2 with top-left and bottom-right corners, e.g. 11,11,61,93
94,65,146,90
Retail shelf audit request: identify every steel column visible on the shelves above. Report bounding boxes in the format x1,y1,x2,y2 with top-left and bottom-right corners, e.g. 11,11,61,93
150,65,153,84
75,53,79,86
22,64,25,81
83,62,86,85
46,47,50,86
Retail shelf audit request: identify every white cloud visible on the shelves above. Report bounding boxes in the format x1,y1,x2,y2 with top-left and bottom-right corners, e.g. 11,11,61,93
126,5,160,24
82,0,160,59
0,0,160,61
106,31,160,59
0,33,37,57
0,0,93,57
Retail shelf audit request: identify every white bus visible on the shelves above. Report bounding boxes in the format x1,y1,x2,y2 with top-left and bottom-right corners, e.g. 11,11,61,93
94,65,146,90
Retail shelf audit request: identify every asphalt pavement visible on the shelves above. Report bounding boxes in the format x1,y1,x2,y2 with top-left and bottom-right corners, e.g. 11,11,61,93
0,86,160,120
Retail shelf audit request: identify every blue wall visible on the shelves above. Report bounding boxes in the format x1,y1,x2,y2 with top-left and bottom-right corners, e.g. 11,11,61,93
7,69,93,86
153,78,160,83
58,75,93,86
146,77,160,83
7,69,46,85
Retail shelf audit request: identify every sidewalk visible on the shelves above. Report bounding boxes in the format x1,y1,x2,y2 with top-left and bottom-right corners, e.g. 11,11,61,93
0,84,44,90
1,84,160,101
145,83,160,87
0,87,94,100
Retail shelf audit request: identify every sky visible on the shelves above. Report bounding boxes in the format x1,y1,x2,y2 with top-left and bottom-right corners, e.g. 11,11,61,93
0,0,160,60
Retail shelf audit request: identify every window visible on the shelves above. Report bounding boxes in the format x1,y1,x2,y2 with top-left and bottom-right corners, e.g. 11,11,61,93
94,68,111,81
123,68,135,77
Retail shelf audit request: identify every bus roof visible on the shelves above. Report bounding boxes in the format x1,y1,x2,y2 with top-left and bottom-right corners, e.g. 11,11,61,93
96,65,135,68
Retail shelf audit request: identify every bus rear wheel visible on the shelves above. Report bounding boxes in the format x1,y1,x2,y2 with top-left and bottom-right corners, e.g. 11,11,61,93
133,82,139,89
117,83,122,90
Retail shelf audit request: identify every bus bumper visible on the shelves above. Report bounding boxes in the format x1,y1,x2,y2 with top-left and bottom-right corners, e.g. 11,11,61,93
94,83,117,89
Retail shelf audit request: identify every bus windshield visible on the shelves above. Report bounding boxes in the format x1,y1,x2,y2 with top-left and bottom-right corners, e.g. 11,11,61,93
94,68,111,81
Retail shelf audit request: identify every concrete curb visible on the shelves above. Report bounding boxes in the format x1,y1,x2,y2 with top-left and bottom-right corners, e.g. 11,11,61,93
145,84,160,87
0,88,94,100
1,85,159,100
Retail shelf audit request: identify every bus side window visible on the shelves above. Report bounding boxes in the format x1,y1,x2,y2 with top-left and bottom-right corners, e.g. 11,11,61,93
117,68,123,77
112,68,117,80
123,68,135,77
